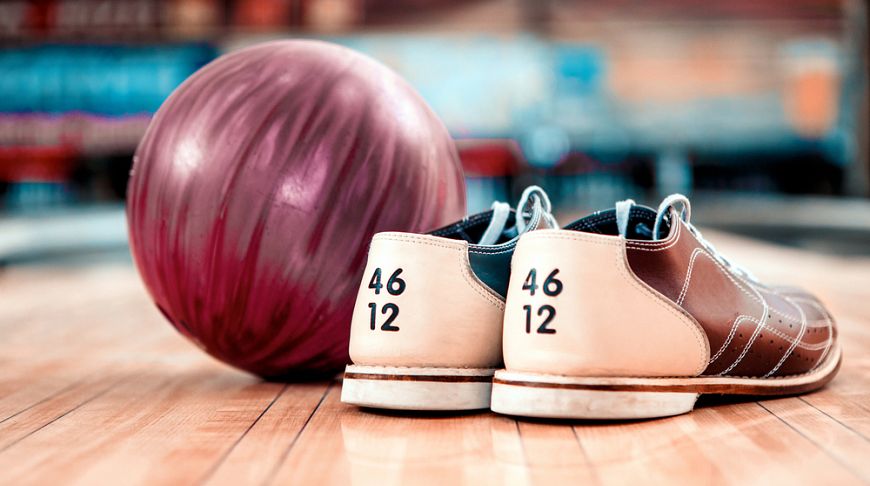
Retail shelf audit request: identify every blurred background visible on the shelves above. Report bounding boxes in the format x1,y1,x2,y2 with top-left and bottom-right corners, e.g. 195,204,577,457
0,0,868,265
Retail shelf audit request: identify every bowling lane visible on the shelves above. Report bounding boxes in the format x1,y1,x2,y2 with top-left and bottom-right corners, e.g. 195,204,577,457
0,232,869,484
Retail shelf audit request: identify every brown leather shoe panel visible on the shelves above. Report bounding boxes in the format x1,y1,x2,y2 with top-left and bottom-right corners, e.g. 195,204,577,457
775,346,830,376
703,317,759,375
623,220,695,302
626,218,837,378
678,254,762,373
766,292,834,377
724,326,802,377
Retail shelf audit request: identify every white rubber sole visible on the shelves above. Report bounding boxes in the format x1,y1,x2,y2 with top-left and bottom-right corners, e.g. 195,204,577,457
491,345,841,420
341,365,496,411
491,381,699,419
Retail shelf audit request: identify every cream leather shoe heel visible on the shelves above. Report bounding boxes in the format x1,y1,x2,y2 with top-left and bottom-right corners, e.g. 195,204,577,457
342,365,495,411
493,195,841,420
342,187,557,411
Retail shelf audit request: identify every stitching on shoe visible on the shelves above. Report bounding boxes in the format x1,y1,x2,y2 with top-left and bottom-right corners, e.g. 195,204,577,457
467,239,518,255
625,220,683,250
614,235,710,374
373,233,505,310
459,248,506,310
654,227,804,323
764,293,809,377
519,229,711,373
708,314,829,369
638,225,825,375
676,247,704,306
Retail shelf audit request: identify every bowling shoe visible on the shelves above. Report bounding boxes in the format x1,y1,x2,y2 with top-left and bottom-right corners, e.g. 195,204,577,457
491,194,840,419
341,186,558,411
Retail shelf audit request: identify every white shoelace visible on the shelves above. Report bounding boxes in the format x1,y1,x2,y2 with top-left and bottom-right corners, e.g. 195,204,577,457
516,185,558,234
477,185,558,245
653,194,757,281
478,201,512,245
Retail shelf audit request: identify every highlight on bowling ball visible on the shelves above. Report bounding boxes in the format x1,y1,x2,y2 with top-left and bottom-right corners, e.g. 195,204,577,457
126,40,466,378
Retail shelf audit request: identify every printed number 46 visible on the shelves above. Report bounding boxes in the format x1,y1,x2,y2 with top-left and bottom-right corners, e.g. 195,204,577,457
522,269,563,296
368,268,406,295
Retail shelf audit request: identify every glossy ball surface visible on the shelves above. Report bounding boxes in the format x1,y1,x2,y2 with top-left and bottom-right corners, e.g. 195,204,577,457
127,40,465,378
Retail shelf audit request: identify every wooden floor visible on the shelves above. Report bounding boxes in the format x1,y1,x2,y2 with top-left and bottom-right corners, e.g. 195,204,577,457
1,232,869,485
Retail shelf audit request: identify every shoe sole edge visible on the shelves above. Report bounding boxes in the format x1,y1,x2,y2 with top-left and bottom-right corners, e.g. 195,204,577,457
491,344,841,419
341,365,495,411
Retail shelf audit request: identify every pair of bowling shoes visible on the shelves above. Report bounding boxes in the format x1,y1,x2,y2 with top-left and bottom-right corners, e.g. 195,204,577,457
341,189,841,419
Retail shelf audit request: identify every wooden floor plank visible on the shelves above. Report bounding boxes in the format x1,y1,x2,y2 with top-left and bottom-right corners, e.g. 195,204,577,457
703,402,861,484
0,371,86,423
517,422,597,485
266,385,351,485
0,233,868,484
760,397,870,482
0,373,122,451
572,414,721,484
800,394,870,441
0,265,141,322
488,420,531,486
204,381,332,486
793,339,870,442
0,364,278,485
269,386,513,486
0,308,172,424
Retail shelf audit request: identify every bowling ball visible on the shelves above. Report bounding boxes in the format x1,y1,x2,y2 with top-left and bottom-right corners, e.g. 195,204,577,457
127,40,465,378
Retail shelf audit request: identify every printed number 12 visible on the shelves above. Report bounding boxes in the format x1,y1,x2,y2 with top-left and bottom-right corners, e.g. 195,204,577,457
523,304,556,334
369,302,399,332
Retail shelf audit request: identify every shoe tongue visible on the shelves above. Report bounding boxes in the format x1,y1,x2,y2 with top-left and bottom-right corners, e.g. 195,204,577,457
614,199,636,238
477,201,512,245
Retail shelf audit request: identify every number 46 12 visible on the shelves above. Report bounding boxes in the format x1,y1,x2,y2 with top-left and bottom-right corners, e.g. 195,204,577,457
367,268,405,332
521,268,562,334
